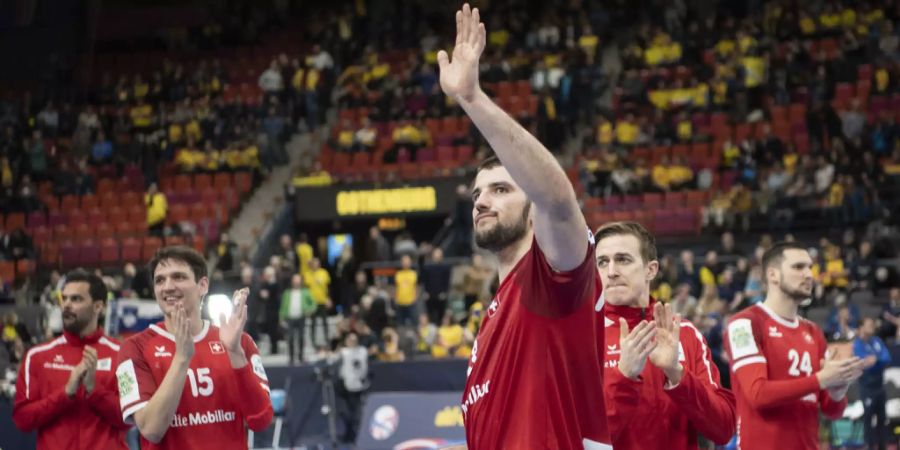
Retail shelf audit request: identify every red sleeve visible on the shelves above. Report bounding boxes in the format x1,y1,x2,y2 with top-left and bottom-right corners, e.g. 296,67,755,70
235,333,273,431
726,316,821,411
815,329,848,419
603,368,642,443
116,336,157,423
523,234,600,317
12,347,78,431
86,375,130,429
663,322,736,444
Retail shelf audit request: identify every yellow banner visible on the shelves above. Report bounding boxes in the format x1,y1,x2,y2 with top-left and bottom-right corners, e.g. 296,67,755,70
336,187,437,216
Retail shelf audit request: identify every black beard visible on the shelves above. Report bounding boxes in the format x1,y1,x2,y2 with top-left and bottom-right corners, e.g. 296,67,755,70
474,203,530,252
63,314,92,335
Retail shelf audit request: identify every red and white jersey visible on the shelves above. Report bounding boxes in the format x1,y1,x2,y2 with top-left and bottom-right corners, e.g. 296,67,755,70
13,330,129,450
602,298,736,450
724,304,846,450
462,236,611,450
116,321,273,450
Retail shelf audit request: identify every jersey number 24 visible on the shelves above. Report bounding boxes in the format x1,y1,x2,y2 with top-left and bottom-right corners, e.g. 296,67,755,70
788,349,813,377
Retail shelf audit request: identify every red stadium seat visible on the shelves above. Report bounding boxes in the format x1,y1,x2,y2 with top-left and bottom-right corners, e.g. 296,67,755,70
141,237,163,261
234,172,252,195
120,237,141,262
213,172,233,191
194,173,212,191
642,193,663,208
5,212,25,231
27,211,47,229
99,238,120,265
80,194,99,210
80,239,100,266
0,261,15,283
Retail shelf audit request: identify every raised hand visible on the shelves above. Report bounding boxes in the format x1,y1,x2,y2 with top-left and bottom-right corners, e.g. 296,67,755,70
81,346,98,394
437,3,486,103
172,305,195,363
617,319,657,380
649,303,684,383
220,288,249,354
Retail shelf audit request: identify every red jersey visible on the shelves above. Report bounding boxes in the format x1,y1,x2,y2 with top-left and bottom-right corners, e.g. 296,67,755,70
13,330,129,450
116,321,273,450
462,237,611,449
602,298,736,450
724,303,846,450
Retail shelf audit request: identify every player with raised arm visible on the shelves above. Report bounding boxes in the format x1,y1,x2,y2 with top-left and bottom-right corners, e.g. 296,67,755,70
594,222,736,450
13,269,129,450
116,246,273,449
438,4,610,449
724,242,865,449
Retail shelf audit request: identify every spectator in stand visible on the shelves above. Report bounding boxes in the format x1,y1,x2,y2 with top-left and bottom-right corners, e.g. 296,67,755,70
462,253,492,311
377,327,405,362
26,130,48,181
259,265,283,354
670,283,698,317
306,257,332,347
849,240,877,292
421,247,452,325
392,231,417,260
259,60,284,100
394,255,419,328
417,312,438,355
853,317,892,450
432,312,469,359
333,245,357,315
880,288,900,341
353,117,377,152
821,245,849,292
365,226,391,262
90,131,113,166
280,273,315,365
144,182,167,237
826,295,859,341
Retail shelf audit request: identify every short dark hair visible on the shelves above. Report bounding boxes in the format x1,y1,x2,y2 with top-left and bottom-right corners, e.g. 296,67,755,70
762,241,808,272
476,155,502,174
593,221,657,263
148,245,208,283
63,269,108,303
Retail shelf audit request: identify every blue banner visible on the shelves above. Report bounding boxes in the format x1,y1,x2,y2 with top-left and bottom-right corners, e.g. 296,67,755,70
106,298,164,337
356,392,465,450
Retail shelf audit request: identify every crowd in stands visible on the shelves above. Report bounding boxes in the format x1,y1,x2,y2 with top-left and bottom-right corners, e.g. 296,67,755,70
579,0,900,234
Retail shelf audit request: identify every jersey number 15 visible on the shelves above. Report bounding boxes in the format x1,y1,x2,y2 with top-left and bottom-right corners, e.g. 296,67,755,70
186,368,214,397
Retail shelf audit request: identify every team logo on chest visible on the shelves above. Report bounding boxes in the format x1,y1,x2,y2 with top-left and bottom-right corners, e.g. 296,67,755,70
768,326,782,338
803,332,814,344
154,345,172,358
209,341,225,354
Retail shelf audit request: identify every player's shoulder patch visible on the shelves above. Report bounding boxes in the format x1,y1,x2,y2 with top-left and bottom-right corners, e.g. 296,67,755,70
727,317,759,360
587,225,596,246
250,354,268,381
116,359,140,408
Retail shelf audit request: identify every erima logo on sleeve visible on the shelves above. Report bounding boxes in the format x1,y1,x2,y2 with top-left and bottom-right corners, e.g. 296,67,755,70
728,319,759,359
117,359,140,407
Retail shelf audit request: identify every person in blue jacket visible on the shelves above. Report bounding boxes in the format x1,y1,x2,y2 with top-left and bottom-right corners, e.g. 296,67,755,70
852,316,893,450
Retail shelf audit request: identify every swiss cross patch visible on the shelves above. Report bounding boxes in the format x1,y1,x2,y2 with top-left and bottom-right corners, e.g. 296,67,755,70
209,341,226,354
